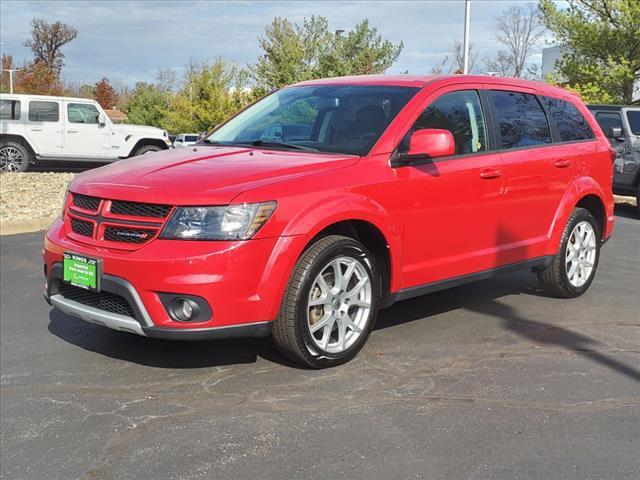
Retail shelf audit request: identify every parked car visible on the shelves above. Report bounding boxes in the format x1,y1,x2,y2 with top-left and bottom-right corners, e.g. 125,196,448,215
0,94,172,172
587,104,640,208
173,133,200,148
43,75,615,368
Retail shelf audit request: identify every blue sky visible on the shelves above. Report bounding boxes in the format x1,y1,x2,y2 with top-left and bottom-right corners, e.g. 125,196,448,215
1,0,555,87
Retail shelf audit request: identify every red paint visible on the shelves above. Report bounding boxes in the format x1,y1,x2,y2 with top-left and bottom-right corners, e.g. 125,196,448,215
44,75,615,331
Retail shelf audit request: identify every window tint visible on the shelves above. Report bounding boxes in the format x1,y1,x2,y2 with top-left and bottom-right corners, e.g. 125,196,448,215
412,90,487,155
185,135,199,142
28,101,59,122
0,100,21,120
595,112,622,134
68,103,100,124
626,111,640,135
544,97,594,141
489,91,551,149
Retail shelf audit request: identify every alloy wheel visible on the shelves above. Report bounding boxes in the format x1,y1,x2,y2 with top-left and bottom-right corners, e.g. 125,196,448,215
0,146,26,173
565,220,597,288
307,256,372,354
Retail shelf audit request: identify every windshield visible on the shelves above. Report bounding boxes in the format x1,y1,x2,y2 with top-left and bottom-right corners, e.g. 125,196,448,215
627,110,640,135
206,85,420,156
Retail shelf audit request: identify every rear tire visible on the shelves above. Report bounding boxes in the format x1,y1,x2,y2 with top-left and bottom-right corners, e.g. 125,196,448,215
272,235,379,368
538,207,600,298
133,144,162,156
0,141,31,172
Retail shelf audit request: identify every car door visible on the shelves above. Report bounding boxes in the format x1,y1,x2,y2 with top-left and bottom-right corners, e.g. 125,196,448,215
398,86,506,288
64,102,111,158
486,87,574,260
27,99,63,156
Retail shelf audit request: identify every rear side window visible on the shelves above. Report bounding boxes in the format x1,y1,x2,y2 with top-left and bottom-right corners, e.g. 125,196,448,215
0,99,21,120
626,111,640,135
412,90,487,155
29,101,59,122
544,97,595,141
489,91,551,149
185,135,199,142
595,112,622,134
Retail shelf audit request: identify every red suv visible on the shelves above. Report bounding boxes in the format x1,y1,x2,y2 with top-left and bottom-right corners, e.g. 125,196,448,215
44,75,615,368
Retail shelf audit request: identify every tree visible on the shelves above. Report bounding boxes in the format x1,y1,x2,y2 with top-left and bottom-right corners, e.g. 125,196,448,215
24,18,77,76
163,59,253,133
484,5,546,78
14,61,64,96
430,41,478,74
124,82,172,129
539,0,640,104
1,54,15,93
253,16,403,90
94,77,118,109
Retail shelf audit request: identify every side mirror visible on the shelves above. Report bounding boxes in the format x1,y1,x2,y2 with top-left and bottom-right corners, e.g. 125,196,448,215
608,127,623,140
98,114,106,127
408,129,456,158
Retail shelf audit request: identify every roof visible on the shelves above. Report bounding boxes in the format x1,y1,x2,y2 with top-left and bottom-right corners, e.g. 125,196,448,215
0,93,99,103
291,74,578,98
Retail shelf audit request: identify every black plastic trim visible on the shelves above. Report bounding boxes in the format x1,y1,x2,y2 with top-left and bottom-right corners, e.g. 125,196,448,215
142,322,272,341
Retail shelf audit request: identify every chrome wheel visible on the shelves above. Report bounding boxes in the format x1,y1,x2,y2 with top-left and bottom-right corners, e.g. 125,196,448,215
0,146,26,172
307,256,372,354
565,220,597,288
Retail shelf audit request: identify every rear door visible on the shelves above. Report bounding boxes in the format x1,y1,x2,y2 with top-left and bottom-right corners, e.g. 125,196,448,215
27,99,63,156
399,85,506,288
486,87,580,260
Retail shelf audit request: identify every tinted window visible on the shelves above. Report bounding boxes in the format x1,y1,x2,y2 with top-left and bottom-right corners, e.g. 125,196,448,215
595,112,623,135
185,135,199,142
0,100,21,120
68,103,100,124
489,91,551,149
28,101,59,122
626,111,640,135
544,97,594,141
412,90,487,155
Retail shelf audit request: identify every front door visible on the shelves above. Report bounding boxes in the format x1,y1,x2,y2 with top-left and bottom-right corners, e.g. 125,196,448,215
64,102,111,158
398,87,506,289
27,100,63,156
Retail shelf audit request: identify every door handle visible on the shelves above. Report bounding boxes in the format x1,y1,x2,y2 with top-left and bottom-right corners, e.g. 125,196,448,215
554,159,571,168
67,130,79,133
30,127,43,132
480,168,502,179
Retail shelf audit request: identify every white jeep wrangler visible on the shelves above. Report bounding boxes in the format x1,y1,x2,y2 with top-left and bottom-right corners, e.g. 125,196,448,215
0,94,172,172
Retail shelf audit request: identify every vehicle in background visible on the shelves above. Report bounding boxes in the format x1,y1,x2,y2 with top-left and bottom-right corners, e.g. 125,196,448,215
587,104,640,209
0,94,172,173
173,134,200,148
44,75,615,368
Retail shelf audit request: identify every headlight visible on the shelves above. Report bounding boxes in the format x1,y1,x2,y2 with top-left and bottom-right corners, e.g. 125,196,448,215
160,202,276,240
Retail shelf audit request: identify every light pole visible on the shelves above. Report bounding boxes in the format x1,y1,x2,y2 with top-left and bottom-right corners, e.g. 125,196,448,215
2,69,17,94
463,0,471,74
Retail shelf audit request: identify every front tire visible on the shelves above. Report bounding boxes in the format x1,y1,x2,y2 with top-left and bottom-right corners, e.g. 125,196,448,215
538,207,600,298
133,144,162,156
272,235,379,368
0,141,31,172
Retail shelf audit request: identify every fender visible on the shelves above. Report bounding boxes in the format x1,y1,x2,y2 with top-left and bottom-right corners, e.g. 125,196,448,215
0,133,38,156
546,176,611,255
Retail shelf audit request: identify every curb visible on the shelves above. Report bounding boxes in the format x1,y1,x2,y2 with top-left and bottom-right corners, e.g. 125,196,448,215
0,216,57,236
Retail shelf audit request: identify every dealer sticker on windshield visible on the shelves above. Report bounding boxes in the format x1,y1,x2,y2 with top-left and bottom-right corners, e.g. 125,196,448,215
63,252,100,291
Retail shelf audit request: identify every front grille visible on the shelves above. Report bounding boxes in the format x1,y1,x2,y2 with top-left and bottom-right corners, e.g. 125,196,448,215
110,200,171,218
58,283,135,318
104,227,156,244
70,218,94,237
72,193,100,211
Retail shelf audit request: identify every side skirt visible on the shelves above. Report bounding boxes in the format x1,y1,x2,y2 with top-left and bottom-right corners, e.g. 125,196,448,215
382,256,553,307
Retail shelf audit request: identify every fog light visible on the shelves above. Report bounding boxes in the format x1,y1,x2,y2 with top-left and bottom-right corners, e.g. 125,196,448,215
170,298,200,322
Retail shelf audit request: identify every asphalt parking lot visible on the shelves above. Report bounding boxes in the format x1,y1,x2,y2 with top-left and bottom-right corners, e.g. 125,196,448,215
1,205,638,480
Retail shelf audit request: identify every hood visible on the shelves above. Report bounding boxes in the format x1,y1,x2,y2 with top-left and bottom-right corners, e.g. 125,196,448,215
112,123,166,136
70,146,359,205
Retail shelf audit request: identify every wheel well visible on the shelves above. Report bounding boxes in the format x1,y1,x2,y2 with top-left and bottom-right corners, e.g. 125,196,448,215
307,220,392,300
0,134,37,157
576,194,605,238
129,138,168,156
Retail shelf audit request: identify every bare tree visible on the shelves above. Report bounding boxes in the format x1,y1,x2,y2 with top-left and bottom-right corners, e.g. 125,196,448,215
430,41,477,75
485,5,545,78
24,18,78,76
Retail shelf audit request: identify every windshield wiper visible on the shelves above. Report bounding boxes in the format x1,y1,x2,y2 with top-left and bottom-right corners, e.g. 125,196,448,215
250,140,319,152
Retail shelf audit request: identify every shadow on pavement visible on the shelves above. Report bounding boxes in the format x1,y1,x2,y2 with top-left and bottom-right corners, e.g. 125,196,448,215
614,202,639,220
